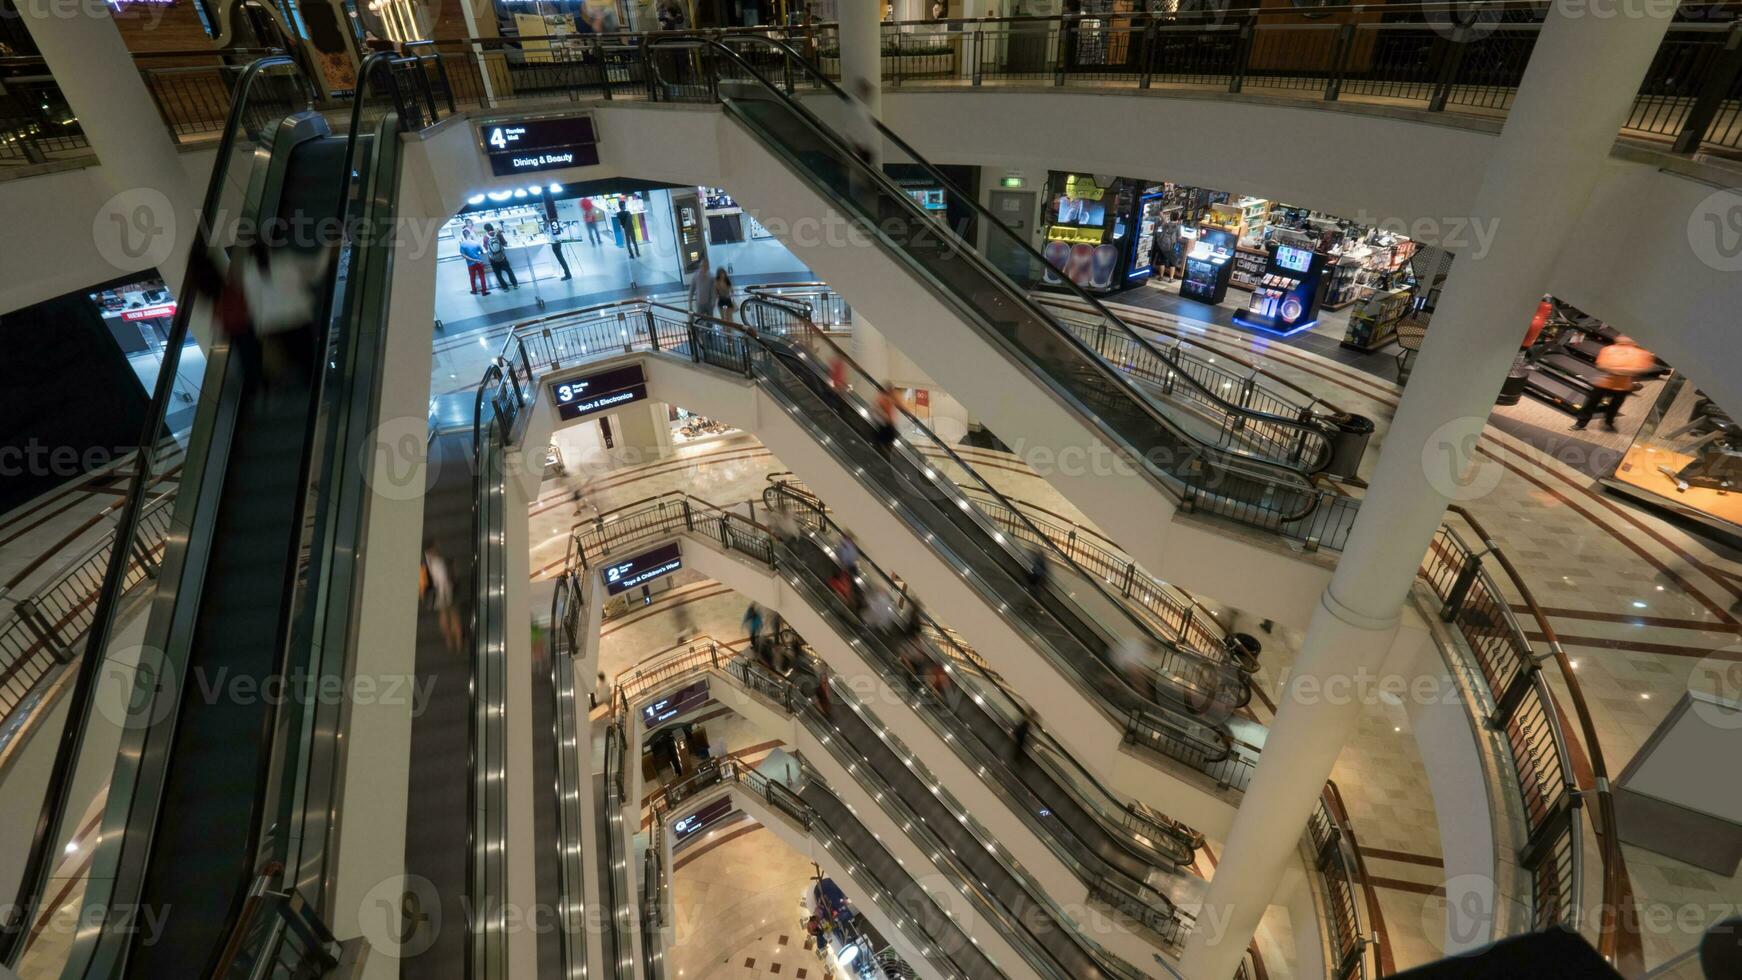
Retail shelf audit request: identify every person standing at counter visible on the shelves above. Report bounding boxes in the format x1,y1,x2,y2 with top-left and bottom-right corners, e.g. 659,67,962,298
581,198,604,245
547,219,573,281
458,229,490,296
483,223,518,291
612,204,641,258
1154,214,1184,282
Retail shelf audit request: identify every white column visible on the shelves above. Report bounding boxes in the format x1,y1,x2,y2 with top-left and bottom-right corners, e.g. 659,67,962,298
1176,8,1676,979
837,0,884,117
23,2,196,296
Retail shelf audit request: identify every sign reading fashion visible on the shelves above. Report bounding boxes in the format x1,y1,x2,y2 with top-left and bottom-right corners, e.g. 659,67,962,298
479,114,600,177
641,679,709,728
602,541,683,596
551,364,647,421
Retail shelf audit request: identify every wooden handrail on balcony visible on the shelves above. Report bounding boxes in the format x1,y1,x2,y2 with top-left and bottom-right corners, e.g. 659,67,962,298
1442,504,1641,975
1322,780,1395,976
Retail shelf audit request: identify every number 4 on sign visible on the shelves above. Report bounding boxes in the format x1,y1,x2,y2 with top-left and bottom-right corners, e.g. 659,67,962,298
489,128,507,150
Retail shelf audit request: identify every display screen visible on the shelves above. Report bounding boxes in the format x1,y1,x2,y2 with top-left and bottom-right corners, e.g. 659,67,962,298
642,679,709,727
480,115,600,176
552,364,647,421
1275,245,1315,273
602,541,683,595
672,797,735,842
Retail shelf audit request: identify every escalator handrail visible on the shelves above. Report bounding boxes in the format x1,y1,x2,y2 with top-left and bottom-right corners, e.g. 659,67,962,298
0,54,312,968
648,32,1338,487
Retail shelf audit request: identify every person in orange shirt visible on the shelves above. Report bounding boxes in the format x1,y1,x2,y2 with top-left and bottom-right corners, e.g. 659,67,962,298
1572,335,1655,432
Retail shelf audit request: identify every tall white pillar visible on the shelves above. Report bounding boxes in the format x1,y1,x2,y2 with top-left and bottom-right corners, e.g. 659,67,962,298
837,0,884,118
23,3,197,297
1177,8,1676,979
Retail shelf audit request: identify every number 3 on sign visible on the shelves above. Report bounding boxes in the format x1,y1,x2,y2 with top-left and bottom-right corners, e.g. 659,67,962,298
488,127,507,150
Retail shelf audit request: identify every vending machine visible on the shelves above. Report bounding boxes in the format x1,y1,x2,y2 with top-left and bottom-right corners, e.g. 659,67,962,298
1232,243,1327,336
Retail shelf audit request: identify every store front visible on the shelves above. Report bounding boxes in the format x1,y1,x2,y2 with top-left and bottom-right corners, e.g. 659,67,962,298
1604,376,1742,547
433,178,686,324
670,405,739,446
1039,171,1143,294
1039,172,1429,349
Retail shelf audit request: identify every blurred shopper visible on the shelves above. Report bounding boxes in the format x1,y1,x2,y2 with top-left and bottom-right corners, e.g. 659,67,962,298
767,499,799,543
1572,335,1655,432
1024,545,1050,593
714,266,735,322
874,388,902,457
828,354,849,392
581,197,605,245
1011,702,1039,762
864,584,897,633
743,601,766,650
690,256,717,318
459,229,490,296
422,540,463,653
1110,635,1152,695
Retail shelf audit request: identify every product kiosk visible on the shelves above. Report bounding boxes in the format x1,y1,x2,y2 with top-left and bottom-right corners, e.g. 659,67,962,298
1180,226,1237,304
1232,243,1326,335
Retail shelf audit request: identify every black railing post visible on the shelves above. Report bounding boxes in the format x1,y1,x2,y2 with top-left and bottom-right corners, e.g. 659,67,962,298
1674,19,1742,154
14,600,69,663
1230,15,1256,94
1487,664,1539,730
973,21,985,86
1427,23,1470,112
598,37,615,100
1439,552,1482,622
1325,12,1358,101
1140,14,1158,89
1054,17,1069,86
130,534,162,577
1518,790,1577,869
681,499,694,531
434,51,458,114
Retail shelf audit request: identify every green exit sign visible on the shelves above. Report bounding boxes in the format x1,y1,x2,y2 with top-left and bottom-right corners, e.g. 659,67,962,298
1000,175,1025,188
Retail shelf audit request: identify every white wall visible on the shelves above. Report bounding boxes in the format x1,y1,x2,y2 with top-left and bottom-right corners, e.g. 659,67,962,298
0,147,230,317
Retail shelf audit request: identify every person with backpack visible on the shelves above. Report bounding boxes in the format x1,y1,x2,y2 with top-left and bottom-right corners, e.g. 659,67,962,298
482,222,518,291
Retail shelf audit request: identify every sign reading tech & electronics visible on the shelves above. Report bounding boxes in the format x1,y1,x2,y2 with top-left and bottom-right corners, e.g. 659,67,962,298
479,114,600,177
551,364,647,421
602,541,683,596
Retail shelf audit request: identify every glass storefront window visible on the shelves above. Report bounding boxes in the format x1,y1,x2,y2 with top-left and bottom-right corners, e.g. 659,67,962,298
1605,374,1742,544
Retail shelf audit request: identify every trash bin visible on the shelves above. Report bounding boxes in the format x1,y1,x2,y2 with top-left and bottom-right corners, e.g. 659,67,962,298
1321,414,1375,479
1496,368,1529,406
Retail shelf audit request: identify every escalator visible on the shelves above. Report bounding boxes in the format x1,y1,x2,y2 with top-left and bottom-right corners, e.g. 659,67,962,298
579,494,1199,961
682,297,1250,776
646,35,1362,550
0,54,427,978
763,498,1202,890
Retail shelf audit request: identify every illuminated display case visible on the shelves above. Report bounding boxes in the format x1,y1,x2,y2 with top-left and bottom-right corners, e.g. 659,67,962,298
1604,375,1742,546
1041,171,1139,293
